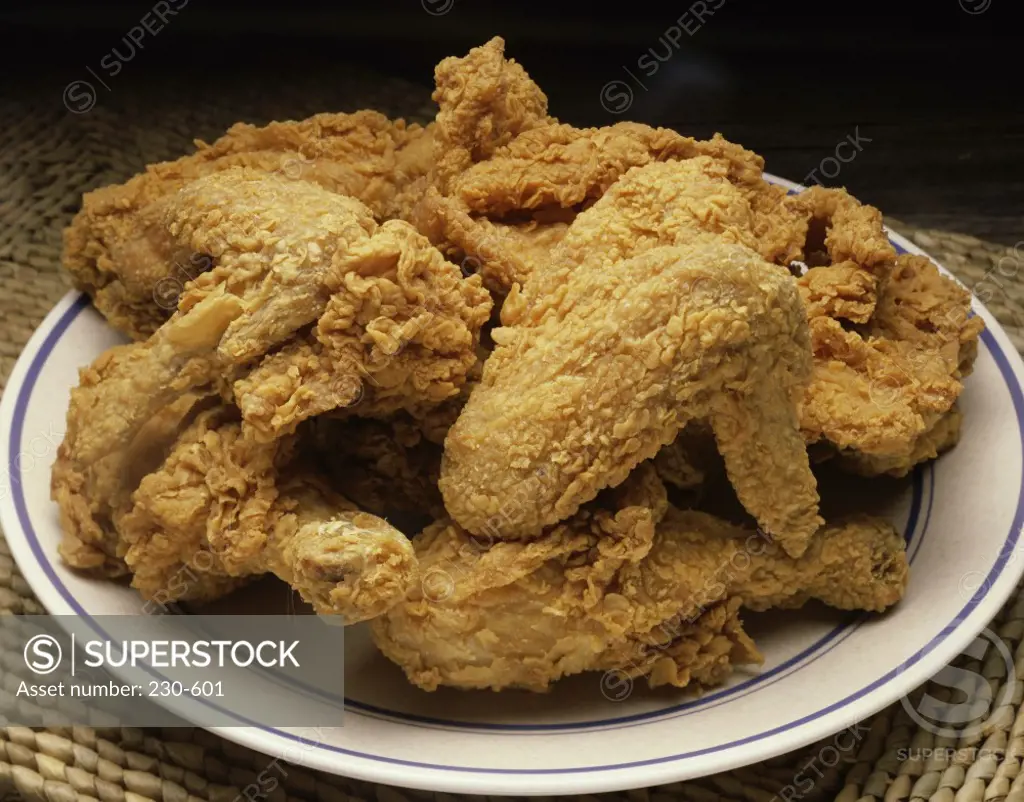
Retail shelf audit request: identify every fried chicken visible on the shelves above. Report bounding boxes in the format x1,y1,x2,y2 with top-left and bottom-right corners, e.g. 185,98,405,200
53,39,965,697
422,189,570,294
424,123,771,295
53,384,205,578
430,36,552,194
834,406,963,478
441,161,820,555
64,111,433,339
166,169,492,440
798,262,878,323
799,254,983,473
449,122,762,218
115,406,417,621
867,254,983,375
55,167,485,481
372,473,907,692
54,169,489,616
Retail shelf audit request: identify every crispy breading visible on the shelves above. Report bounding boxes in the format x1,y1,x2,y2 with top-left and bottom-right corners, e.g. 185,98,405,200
799,263,878,322
450,122,763,217
834,406,963,478
64,111,433,339
423,188,570,294
372,483,906,692
442,240,819,554
800,254,982,471
431,36,551,193
791,185,896,323
441,161,820,554
116,406,417,620
163,169,493,440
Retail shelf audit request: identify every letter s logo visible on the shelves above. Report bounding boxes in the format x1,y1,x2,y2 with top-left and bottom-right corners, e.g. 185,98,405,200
24,635,62,674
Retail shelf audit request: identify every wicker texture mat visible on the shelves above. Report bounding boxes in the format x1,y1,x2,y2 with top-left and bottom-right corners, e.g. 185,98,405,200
2,77,1024,802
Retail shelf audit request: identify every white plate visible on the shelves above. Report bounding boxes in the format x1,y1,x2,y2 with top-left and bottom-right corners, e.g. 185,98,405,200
3,178,1024,795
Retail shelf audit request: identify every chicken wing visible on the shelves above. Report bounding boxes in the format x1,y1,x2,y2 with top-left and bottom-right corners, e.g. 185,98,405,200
64,111,433,339
442,161,820,554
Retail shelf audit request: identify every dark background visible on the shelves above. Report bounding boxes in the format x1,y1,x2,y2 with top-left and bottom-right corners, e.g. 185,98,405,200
2,1,1021,244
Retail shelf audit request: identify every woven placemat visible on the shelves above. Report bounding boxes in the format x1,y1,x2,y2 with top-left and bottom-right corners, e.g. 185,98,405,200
3,75,1024,802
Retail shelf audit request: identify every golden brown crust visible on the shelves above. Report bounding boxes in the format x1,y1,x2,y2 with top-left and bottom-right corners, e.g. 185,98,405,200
431,36,551,194
372,495,906,692
64,111,433,339
799,254,983,472
116,407,418,620
441,160,820,554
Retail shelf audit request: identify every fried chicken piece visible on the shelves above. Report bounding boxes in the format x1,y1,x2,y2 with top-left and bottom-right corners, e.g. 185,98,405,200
115,406,417,620
867,254,984,375
798,262,878,322
800,316,962,455
307,415,444,519
789,186,896,324
371,492,907,692
431,36,551,194
799,254,983,470
55,170,485,591
64,111,433,339
834,406,963,478
443,240,817,552
57,170,458,470
53,387,205,577
428,141,804,296
167,168,379,362
59,170,382,490
231,223,493,439
546,158,763,281
450,122,763,218
424,40,797,296
423,189,570,294
52,289,245,558
166,169,491,440
442,161,820,554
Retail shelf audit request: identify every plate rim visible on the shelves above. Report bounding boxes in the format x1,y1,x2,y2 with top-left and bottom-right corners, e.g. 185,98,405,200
2,182,1023,794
